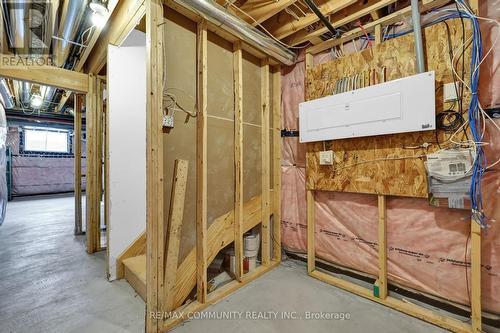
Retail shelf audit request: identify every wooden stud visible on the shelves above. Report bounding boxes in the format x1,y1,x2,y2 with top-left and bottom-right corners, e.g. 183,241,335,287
306,190,315,274
305,52,314,72
164,159,189,311
196,20,208,304
233,41,244,281
374,24,383,45
145,0,164,331
96,78,104,250
85,74,101,253
272,66,282,261
470,220,482,332
377,195,388,299
74,94,83,235
261,59,271,266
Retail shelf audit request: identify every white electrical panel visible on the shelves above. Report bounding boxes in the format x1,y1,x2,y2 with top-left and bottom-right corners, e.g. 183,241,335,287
299,71,436,143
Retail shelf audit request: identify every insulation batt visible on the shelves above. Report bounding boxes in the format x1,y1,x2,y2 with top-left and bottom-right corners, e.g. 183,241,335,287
281,40,500,313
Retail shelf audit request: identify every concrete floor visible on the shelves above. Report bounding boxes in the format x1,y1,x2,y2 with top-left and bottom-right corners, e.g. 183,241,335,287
0,195,144,333
0,195,448,333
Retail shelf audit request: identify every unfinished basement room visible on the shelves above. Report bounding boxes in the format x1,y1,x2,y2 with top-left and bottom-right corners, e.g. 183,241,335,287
0,0,499,332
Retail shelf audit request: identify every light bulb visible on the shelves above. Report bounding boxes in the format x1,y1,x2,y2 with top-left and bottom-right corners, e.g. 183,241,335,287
30,94,43,108
91,11,107,28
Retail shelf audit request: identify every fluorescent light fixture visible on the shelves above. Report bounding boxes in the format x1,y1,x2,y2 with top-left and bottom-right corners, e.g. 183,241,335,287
30,94,43,108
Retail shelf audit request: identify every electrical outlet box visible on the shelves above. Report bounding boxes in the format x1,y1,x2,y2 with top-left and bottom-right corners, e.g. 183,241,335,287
443,82,458,102
319,150,334,165
163,114,174,128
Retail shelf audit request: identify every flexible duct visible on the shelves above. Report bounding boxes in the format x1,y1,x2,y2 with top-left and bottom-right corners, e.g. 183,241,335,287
0,79,15,109
170,0,297,65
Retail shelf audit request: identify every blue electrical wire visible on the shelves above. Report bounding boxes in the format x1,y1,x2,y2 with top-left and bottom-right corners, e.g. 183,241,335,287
356,2,487,226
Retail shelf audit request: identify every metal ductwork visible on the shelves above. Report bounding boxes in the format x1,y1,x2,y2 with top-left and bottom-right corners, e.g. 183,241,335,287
53,0,89,68
3,0,29,51
171,0,297,66
0,79,15,109
20,81,31,105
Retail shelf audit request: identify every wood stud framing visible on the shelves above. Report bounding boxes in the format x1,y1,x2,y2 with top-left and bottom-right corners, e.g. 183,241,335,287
145,0,165,331
196,20,208,304
261,59,271,266
164,159,189,311
377,195,388,300
85,74,102,253
304,16,485,328
233,41,244,282
271,65,282,261
74,95,83,235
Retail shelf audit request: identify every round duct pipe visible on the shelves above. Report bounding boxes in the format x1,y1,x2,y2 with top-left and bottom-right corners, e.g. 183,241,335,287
0,79,15,109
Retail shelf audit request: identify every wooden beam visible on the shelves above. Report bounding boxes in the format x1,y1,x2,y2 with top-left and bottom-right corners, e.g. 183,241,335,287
308,0,449,54
470,221,482,332
271,65,282,261
377,195,388,299
74,94,83,235
307,190,315,273
233,41,244,281
164,159,188,311
261,59,270,266
196,20,208,304
84,0,146,73
0,61,89,93
261,0,357,40
284,0,398,47
239,0,298,25
145,0,164,331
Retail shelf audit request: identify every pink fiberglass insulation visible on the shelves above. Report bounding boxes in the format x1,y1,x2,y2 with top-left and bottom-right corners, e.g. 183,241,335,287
280,53,500,312
479,0,500,109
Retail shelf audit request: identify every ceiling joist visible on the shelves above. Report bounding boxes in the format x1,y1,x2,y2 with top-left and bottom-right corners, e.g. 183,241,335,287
307,0,450,54
284,0,399,46
261,0,357,40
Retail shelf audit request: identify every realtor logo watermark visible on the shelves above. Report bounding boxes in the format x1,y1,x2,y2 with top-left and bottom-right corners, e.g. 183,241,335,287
150,311,352,321
1,0,55,67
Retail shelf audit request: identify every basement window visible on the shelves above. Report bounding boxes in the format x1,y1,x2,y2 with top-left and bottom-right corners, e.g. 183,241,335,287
21,127,72,156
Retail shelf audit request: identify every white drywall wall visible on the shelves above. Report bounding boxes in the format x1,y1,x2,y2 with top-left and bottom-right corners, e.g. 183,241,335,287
107,30,146,280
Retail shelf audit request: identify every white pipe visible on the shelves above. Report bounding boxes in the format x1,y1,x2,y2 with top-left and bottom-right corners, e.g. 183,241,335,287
411,0,426,73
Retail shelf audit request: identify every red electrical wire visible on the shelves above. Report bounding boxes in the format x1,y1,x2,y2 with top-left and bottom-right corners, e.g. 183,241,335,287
356,20,373,48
